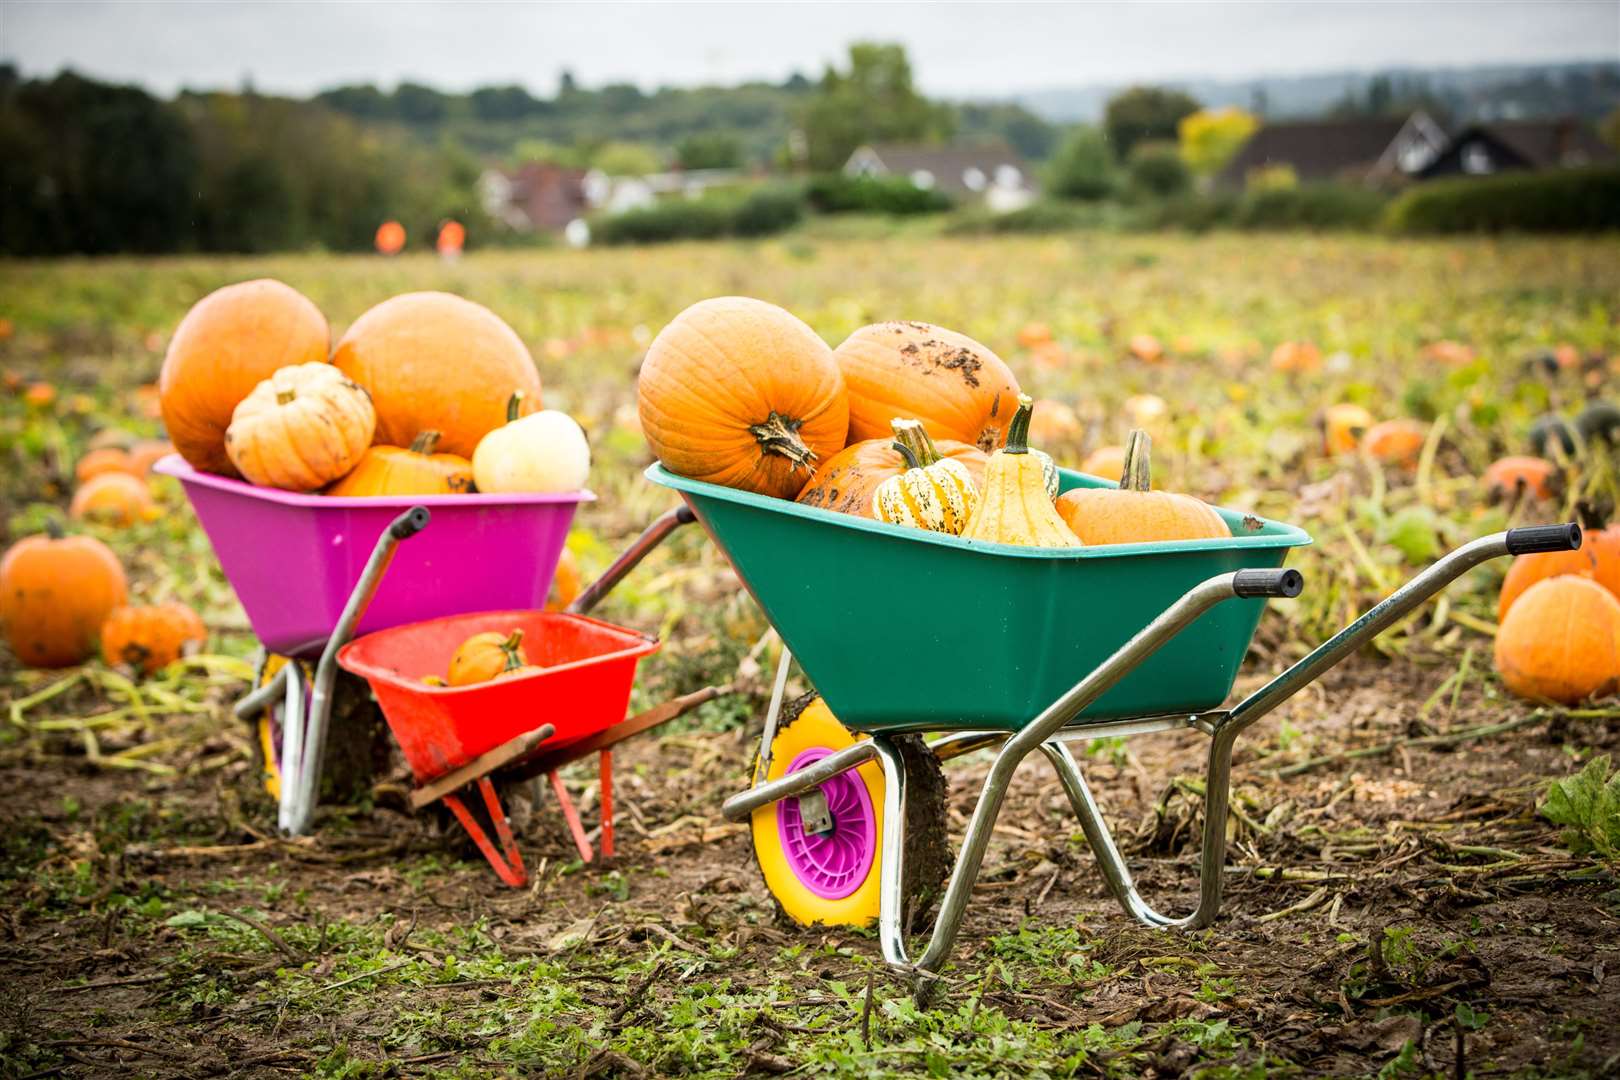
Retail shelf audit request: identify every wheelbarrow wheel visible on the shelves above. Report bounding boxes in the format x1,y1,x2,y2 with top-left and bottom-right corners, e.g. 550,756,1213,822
750,693,949,932
250,655,389,805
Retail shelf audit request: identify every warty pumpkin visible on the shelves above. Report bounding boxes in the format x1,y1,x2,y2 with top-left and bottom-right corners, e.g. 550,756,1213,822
1483,456,1560,504
333,292,542,458
1498,521,1620,619
796,432,987,519
960,396,1081,548
224,363,376,491
160,279,330,476
639,296,848,500
1056,428,1231,546
100,602,207,675
70,472,155,525
326,430,474,497
0,529,128,668
472,392,591,494
834,321,1020,451
448,629,527,686
1494,575,1620,705
1322,403,1375,456
873,419,980,535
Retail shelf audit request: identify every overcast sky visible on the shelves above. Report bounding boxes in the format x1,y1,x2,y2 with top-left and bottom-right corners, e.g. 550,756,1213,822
2,1,1616,98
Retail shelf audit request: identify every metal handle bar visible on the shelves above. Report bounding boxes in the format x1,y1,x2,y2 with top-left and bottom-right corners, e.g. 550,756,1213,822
568,504,695,616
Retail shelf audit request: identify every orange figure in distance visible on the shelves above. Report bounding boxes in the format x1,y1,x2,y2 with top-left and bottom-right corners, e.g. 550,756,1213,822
375,220,406,256
437,220,465,261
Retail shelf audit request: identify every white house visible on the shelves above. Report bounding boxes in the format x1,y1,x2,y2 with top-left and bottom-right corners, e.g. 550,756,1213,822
844,141,1038,212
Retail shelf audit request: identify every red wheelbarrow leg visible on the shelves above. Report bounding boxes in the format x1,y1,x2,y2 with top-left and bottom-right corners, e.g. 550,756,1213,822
549,770,594,863
442,777,528,888
599,750,614,859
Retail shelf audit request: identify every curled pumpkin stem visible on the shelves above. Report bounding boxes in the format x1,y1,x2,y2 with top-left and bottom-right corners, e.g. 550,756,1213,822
1004,394,1034,455
1120,428,1153,492
748,411,817,472
499,629,525,671
505,391,525,423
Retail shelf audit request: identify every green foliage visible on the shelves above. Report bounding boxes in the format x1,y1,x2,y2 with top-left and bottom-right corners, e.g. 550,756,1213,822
1145,183,1385,232
591,186,806,245
731,185,807,236
1178,107,1259,176
1541,755,1620,860
1046,125,1116,201
1126,141,1192,199
956,101,1058,161
1386,168,1620,234
799,43,955,172
676,131,743,170
1104,85,1202,161
806,173,952,215
587,140,664,176
946,200,1118,234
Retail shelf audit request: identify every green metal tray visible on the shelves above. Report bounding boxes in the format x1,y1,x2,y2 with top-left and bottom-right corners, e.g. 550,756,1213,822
647,463,1312,733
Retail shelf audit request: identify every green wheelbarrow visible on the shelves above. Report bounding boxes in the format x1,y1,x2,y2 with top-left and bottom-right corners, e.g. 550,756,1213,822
647,462,1581,993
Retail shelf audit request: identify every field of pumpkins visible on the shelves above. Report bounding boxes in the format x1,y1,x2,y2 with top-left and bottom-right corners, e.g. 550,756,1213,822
2,233,1619,1077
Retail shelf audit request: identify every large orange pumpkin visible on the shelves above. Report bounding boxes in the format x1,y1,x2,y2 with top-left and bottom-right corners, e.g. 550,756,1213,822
639,296,848,500
100,602,207,675
834,322,1020,451
797,434,988,518
1493,575,1620,704
70,472,155,525
1,531,128,667
160,279,330,476
332,292,541,458
1498,523,1620,620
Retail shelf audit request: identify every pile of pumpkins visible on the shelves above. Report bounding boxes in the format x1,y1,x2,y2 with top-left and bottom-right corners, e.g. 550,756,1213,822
159,279,589,497
1494,519,1620,705
636,297,1232,549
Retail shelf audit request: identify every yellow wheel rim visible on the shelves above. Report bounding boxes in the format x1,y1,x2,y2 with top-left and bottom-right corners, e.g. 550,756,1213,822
751,698,885,928
255,654,298,800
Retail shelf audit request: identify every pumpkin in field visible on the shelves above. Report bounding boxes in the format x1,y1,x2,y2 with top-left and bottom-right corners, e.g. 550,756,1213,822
1483,456,1560,503
961,396,1080,548
472,393,591,494
0,530,128,668
1056,429,1230,545
225,363,376,491
327,431,474,497
1322,403,1374,455
640,296,848,499
76,447,140,483
834,321,1018,452
160,279,330,476
872,419,980,535
100,602,207,675
1361,419,1428,467
1270,341,1321,374
1027,399,1082,444
128,440,175,475
1123,394,1169,433
546,547,583,612
1498,522,1620,619
797,433,987,519
448,629,527,686
333,292,541,459
1422,340,1474,366
1080,444,1128,483
70,472,155,525
1494,575,1620,704
1127,334,1164,363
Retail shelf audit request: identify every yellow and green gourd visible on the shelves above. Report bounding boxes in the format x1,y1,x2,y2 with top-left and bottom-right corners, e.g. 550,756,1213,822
960,395,1082,548
872,419,980,535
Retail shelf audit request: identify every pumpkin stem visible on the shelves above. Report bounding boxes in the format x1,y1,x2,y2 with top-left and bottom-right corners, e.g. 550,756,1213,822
500,629,524,671
505,392,525,424
44,518,66,540
891,440,922,470
1119,429,1153,492
747,411,817,472
1004,394,1034,456
410,430,442,455
889,418,940,467
275,389,297,406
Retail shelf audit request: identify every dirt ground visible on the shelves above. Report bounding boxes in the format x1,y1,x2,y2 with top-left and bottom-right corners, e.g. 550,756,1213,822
2,655,1616,1079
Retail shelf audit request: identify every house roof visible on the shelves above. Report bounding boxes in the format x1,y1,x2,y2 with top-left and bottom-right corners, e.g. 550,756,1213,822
1468,118,1614,168
850,141,1033,193
1216,117,1410,186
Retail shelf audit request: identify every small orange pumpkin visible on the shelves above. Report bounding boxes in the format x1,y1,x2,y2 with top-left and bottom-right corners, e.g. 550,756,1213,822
1322,403,1375,456
70,472,155,525
546,547,583,612
1127,334,1164,363
24,382,57,408
100,602,207,675
1056,429,1230,545
76,447,140,483
640,297,849,499
1483,456,1560,503
796,434,988,519
1494,575,1620,704
1027,399,1082,445
1016,323,1054,348
0,530,128,668
1270,341,1321,374
448,629,527,686
1498,523,1620,619
1422,340,1475,366
127,440,175,475
493,664,547,682
1079,444,1128,483
834,321,1019,451
326,430,474,497
225,363,376,491
1361,419,1428,467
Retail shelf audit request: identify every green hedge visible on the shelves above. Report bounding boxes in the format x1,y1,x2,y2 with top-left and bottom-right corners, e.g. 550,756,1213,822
805,174,953,215
591,186,805,245
1386,168,1620,233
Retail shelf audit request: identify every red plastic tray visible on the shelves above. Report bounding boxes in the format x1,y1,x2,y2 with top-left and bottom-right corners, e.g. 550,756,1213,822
337,611,659,784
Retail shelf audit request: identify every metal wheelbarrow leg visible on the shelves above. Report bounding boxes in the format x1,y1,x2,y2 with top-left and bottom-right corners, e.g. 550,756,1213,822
233,507,431,835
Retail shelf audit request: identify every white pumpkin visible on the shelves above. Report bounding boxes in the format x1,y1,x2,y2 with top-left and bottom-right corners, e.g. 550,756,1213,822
473,397,591,494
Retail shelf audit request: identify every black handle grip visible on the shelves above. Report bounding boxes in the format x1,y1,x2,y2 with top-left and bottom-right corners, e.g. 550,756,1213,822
390,506,431,540
1505,522,1581,556
675,503,697,525
1233,567,1304,599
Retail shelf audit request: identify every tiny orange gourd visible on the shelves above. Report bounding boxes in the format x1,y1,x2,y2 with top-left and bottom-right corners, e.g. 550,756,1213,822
1056,429,1231,545
1494,575,1620,704
100,602,207,675
448,629,528,686
1,530,128,668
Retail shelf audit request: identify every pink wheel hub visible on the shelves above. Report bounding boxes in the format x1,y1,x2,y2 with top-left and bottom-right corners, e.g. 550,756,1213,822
777,747,877,899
